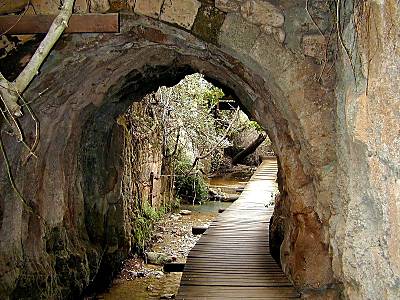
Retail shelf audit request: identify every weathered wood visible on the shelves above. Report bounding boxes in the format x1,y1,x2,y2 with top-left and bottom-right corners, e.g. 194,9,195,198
164,262,185,273
0,13,119,34
192,226,208,235
177,159,299,299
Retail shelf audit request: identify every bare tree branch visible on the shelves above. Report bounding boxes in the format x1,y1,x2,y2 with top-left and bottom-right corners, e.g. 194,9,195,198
187,107,240,174
0,0,75,117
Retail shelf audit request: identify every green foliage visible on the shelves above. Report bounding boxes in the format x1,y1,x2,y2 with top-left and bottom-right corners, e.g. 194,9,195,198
203,86,224,107
248,120,264,132
132,201,164,254
164,196,181,212
157,74,227,161
174,156,208,203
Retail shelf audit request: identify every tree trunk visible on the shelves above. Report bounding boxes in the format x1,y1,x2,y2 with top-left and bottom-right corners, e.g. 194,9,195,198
232,133,266,165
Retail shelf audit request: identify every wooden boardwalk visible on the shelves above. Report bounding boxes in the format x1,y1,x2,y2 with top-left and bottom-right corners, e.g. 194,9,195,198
177,159,299,299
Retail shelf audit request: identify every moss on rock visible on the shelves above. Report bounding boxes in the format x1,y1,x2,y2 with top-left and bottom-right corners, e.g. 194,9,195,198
192,4,226,44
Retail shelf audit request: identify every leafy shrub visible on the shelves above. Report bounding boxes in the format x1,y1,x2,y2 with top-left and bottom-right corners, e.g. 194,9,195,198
174,157,208,203
132,201,164,253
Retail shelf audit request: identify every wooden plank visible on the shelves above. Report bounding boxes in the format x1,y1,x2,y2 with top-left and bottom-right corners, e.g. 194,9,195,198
177,159,299,299
0,13,119,34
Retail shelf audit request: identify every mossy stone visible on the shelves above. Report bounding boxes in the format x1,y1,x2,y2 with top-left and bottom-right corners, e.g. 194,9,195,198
192,4,226,45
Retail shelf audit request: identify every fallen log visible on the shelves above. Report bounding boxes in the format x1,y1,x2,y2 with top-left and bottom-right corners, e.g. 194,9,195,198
232,133,267,165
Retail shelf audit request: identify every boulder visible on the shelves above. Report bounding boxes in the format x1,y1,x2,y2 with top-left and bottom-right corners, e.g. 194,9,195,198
179,209,192,216
146,252,173,265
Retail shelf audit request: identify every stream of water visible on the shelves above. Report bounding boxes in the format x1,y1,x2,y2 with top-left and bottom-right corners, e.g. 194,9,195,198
96,177,247,300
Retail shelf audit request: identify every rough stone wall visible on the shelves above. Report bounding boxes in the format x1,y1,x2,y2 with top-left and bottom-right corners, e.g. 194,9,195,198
332,1,400,299
120,101,171,210
0,1,397,299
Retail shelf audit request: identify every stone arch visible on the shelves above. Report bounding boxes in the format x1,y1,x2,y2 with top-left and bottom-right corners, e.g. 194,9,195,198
0,9,338,299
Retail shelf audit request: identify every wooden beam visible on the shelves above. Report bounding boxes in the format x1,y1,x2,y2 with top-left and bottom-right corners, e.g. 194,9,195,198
0,13,119,34
164,263,185,273
192,226,208,235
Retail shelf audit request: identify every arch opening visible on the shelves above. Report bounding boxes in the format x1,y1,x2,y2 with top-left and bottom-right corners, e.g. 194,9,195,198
0,15,337,299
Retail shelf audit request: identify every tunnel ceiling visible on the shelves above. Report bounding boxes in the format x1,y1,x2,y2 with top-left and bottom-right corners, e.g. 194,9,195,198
4,1,399,299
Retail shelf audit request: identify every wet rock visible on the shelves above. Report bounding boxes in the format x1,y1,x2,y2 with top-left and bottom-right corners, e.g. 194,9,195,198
160,294,175,299
150,270,164,278
179,210,192,216
127,270,138,277
171,214,181,221
146,252,173,265
136,271,145,278
208,187,221,197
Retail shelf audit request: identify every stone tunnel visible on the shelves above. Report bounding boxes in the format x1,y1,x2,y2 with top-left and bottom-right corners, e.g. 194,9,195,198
0,0,399,299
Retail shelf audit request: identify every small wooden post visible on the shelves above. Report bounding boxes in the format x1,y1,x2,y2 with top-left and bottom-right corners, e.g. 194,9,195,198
149,172,154,207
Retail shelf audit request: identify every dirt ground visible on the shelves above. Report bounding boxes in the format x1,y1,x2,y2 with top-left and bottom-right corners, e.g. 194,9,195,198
96,204,226,300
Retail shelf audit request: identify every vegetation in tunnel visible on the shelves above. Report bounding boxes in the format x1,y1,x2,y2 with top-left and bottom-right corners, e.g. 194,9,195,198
90,72,275,297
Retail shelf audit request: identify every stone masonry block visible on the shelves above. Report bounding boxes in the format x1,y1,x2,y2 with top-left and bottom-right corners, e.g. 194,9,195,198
31,0,59,14
218,13,260,54
240,0,284,27
74,0,88,13
302,34,327,61
135,0,164,18
160,0,201,30
192,4,226,44
89,0,110,13
215,0,241,12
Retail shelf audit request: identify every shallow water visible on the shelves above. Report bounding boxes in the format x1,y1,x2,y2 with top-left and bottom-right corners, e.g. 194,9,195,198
99,177,248,300
208,176,248,187
180,201,231,213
